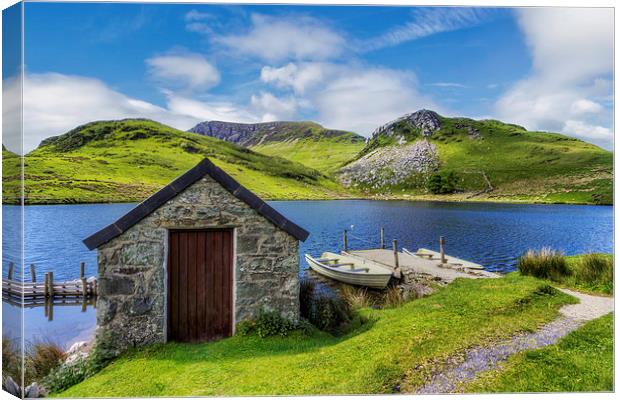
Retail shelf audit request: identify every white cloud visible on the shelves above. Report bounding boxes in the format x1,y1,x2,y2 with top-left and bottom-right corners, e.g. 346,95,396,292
316,67,436,135
428,82,469,88
214,14,346,62
360,8,491,52
5,73,265,154
496,8,613,149
2,74,23,154
146,52,220,92
260,63,330,95
185,10,211,22
250,92,298,122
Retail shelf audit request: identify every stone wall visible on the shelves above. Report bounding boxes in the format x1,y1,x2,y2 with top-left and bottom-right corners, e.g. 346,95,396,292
94,175,300,358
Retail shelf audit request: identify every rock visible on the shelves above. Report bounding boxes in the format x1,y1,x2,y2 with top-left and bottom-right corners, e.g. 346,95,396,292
369,109,442,140
3,376,21,397
24,382,42,398
68,341,88,354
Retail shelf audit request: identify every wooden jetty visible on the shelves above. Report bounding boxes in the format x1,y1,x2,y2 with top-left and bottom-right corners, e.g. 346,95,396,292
340,230,500,284
2,262,98,319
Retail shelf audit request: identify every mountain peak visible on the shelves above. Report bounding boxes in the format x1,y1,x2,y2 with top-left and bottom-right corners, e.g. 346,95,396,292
371,109,442,140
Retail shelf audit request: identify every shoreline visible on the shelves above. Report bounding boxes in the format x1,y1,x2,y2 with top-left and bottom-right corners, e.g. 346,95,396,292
3,193,612,207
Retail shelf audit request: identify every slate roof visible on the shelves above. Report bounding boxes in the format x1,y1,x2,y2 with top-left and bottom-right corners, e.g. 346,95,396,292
83,158,310,250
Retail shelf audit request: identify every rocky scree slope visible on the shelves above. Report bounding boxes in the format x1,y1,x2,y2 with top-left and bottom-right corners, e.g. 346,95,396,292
338,110,612,204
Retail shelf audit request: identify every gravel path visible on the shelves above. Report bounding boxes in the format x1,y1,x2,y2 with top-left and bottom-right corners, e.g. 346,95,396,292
415,288,614,394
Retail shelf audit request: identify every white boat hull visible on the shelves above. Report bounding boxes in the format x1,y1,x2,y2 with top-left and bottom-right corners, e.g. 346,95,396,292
305,253,392,289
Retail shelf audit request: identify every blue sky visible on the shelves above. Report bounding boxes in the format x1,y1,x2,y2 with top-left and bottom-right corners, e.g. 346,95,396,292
3,3,614,152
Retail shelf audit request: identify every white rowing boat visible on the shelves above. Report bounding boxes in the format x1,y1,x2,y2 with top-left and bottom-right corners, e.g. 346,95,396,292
304,252,393,289
403,248,485,270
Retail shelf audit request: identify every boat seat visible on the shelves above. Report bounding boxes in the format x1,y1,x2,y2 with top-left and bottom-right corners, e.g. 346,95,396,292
330,262,355,268
316,258,339,263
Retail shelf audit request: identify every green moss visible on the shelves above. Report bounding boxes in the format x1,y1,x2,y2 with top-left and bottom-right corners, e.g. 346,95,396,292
55,275,573,397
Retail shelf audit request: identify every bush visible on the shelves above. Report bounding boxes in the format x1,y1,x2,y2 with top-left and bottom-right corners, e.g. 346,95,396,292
237,310,297,338
427,174,443,194
517,248,570,281
42,355,91,394
2,338,21,386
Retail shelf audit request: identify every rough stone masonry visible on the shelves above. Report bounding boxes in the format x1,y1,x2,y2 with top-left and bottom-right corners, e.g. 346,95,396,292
94,174,300,358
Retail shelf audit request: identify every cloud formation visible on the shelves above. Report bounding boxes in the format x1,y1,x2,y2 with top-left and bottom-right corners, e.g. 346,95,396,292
146,52,220,92
213,14,346,62
496,8,613,149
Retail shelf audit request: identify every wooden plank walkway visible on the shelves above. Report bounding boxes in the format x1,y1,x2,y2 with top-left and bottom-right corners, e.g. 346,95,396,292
348,249,500,283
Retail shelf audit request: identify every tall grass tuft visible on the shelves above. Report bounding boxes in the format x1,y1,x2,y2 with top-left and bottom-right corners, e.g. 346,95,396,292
25,340,66,383
577,254,613,285
383,286,404,308
517,248,570,281
340,285,373,310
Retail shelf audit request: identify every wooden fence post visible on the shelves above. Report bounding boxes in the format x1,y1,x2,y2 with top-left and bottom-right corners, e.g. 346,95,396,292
8,262,14,280
79,262,85,279
30,264,36,283
440,236,447,264
343,230,348,252
380,227,385,249
393,239,399,270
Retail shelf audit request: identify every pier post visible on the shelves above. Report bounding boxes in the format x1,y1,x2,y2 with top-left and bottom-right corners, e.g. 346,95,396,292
440,236,447,264
343,230,348,252
8,262,14,280
393,239,399,270
30,264,36,283
380,227,385,249
47,271,54,299
79,262,85,279
44,272,50,298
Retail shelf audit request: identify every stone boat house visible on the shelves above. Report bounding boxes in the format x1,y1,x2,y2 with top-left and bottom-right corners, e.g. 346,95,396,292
83,158,309,356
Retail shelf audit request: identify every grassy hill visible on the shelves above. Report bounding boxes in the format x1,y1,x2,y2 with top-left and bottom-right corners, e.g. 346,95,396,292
2,119,352,204
340,110,612,205
189,120,365,174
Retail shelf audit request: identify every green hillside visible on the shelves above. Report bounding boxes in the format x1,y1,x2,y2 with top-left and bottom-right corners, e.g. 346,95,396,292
340,110,612,205
189,120,365,174
2,119,352,204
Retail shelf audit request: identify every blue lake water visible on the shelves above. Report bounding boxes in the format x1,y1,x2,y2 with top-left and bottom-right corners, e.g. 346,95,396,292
2,200,613,347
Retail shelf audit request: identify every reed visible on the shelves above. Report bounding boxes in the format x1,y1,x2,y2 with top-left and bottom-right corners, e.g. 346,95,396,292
382,286,404,308
576,253,613,285
517,248,569,281
340,285,373,310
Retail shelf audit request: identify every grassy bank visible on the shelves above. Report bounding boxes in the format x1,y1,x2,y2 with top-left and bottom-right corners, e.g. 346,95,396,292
56,275,573,397
463,313,613,393
518,251,613,295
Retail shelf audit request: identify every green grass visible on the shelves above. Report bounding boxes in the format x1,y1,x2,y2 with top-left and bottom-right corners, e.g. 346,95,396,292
2,119,353,204
463,312,614,393
251,138,365,175
353,115,613,205
55,274,574,397
560,254,613,295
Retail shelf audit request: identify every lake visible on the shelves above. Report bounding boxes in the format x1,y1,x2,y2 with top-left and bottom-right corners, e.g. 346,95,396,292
2,200,613,348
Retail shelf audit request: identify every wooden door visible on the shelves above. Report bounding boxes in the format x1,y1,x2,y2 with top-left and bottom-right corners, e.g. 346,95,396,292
167,229,233,342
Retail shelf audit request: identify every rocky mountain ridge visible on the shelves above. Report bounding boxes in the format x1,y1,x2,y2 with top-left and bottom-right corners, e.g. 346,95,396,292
188,120,364,147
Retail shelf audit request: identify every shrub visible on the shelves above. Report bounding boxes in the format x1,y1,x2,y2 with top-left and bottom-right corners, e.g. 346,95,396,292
427,174,443,194
237,310,297,338
517,248,570,281
300,278,360,335
42,355,91,394
2,338,21,385
577,254,613,285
